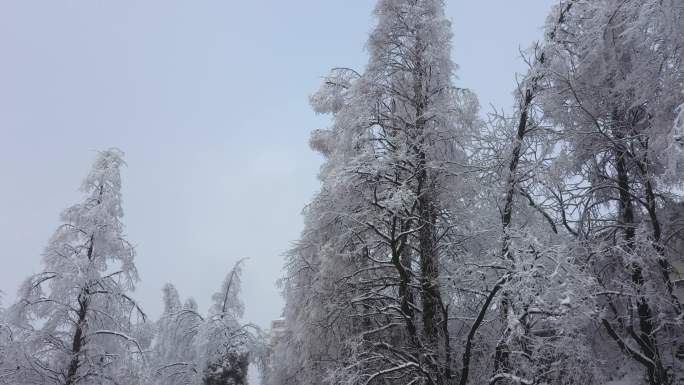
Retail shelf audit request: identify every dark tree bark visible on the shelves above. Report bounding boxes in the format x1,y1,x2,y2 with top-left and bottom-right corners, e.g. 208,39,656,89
65,291,89,385
609,142,669,385
458,276,509,385
65,236,95,385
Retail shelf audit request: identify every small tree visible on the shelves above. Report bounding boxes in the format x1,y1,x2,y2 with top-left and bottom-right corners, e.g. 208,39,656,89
151,259,262,385
199,258,254,385
152,284,201,385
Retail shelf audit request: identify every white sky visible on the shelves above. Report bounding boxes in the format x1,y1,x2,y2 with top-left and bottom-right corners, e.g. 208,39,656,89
0,0,554,337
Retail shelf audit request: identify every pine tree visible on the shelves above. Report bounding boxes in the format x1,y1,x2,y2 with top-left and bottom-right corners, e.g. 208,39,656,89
7,149,146,385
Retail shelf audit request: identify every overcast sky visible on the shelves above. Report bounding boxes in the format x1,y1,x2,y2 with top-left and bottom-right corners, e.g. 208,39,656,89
0,0,554,338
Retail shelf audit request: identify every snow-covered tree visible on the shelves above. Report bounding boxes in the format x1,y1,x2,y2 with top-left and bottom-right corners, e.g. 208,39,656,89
0,293,12,383
198,258,256,385
271,1,479,384
151,284,201,385
5,149,146,385
151,260,262,385
272,1,684,385
538,1,684,383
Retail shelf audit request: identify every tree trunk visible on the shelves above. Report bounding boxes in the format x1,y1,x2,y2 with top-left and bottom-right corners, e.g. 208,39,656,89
392,220,417,341
418,181,440,345
65,236,95,385
65,290,89,385
612,144,668,385
493,88,534,379
635,154,681,311
413,35,446,384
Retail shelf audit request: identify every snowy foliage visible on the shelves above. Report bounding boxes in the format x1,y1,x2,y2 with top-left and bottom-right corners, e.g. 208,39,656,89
270,1,480,384
2,1,683,385
269,1,684,385
0,152,264,385
150,260,264,385
2,149,146,385
536,1,684,382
